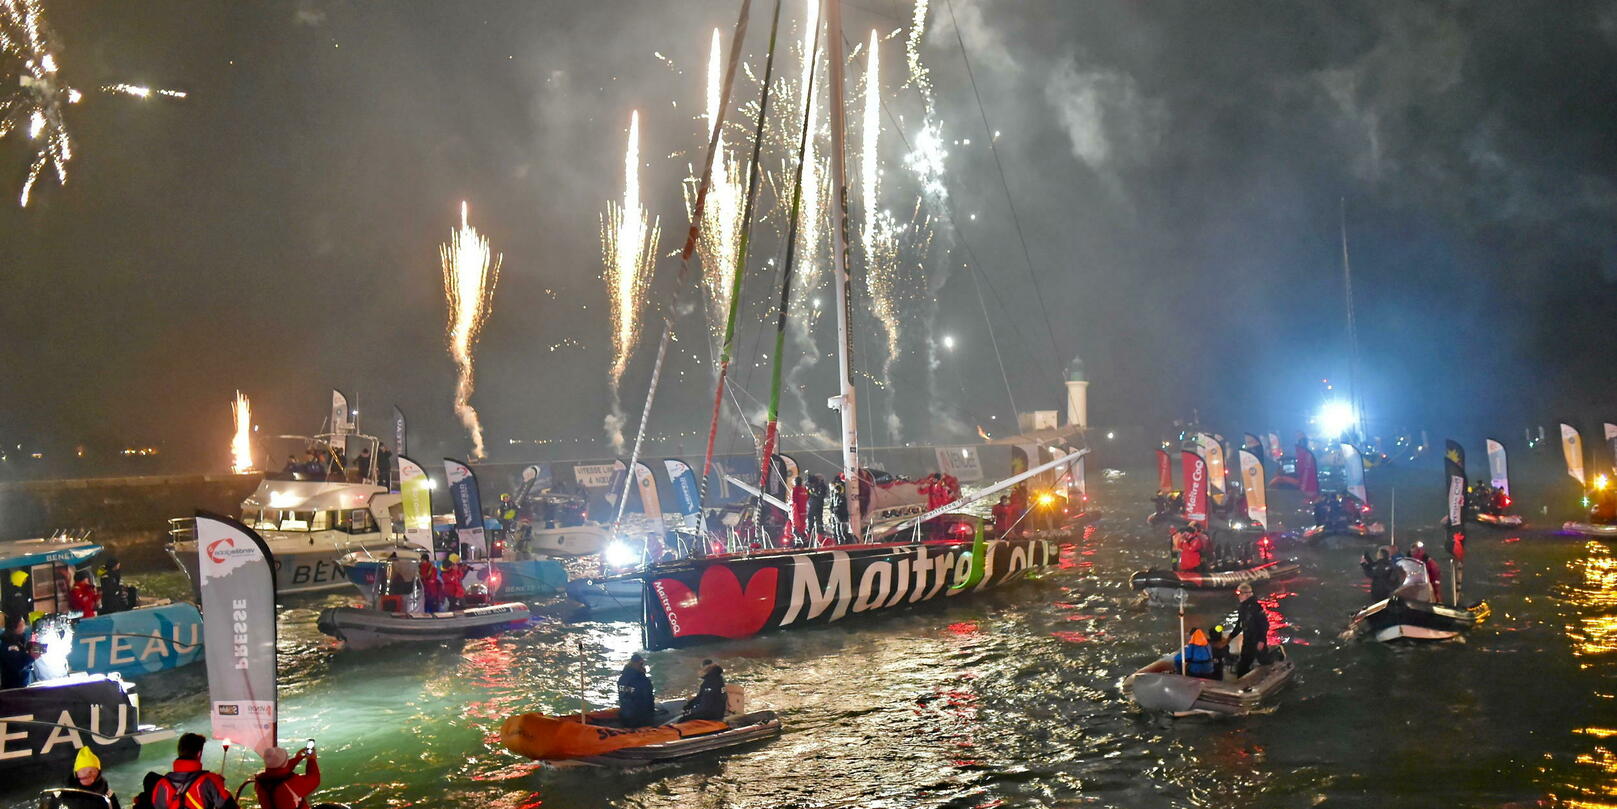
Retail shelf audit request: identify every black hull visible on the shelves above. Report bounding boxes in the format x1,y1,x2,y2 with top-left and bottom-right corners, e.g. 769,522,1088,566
1350,597,1490,642
0,677,168,780
641,537,1059,650
1129,560,1299,592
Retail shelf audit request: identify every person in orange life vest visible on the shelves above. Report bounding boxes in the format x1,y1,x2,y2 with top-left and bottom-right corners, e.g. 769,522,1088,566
790,477,809,543
253,744,321,809
1410,542,1443,603
441,554,466,610
149,732,237,809
418,552,443,613
69,571,99,618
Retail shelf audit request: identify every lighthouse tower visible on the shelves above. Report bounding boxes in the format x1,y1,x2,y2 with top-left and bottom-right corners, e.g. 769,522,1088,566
1065,356,1088,429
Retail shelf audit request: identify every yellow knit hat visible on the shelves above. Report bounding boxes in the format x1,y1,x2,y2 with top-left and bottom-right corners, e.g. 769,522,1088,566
74,746,101,773
9,570,26,587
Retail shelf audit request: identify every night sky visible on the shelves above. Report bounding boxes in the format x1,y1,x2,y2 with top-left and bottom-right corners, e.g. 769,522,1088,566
4,0,1616,472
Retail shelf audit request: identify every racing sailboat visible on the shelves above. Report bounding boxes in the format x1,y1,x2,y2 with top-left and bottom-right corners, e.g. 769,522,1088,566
618,0,1078,651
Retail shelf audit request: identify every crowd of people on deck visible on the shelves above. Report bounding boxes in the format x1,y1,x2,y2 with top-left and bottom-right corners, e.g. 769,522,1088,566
1312,491,1367,530
279,444,393,486
51,730,327,809
1465,480,1511,517
1,559,142,688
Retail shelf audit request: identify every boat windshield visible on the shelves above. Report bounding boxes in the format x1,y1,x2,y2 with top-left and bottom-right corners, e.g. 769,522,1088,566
248,508,375,534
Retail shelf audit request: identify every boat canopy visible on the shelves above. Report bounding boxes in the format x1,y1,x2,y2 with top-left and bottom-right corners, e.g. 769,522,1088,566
0,538,102,571
242,480,387,513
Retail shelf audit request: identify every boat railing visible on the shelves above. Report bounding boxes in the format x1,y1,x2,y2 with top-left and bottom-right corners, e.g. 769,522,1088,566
167,517,196,544
35,787,114,809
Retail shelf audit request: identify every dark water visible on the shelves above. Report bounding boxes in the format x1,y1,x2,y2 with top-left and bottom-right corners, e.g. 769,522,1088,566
6,461,1615,808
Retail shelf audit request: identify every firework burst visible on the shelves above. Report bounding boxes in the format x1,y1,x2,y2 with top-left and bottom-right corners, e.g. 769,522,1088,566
0,0,185,206
861,30,904,384
440,201,502,461
1,0,74,206
684,30,748,348
601,110,661,449
230,391,254,474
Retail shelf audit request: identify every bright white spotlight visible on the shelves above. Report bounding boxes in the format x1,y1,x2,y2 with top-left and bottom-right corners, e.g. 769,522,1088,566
1318,400,1357,439
942,335,956,350
603,539,640,569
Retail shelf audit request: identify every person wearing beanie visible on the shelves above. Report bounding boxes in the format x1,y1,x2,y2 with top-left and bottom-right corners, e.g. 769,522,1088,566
678,659,729,722
60,746,120,809
252,742,322,809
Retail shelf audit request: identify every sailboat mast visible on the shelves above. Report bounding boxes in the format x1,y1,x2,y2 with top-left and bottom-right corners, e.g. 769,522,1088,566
825,0,862,540
757,15,821,508
1339,197,1364,438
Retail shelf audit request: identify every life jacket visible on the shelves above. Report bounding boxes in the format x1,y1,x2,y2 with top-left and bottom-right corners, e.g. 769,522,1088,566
150,767,223,809
1175,641,1215,678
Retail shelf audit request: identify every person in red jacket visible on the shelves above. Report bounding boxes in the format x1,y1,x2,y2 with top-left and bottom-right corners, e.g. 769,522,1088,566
441,555,466,610
1008,485,1029,536
924,474,950,511
149,733,238,809
253,743,321,809
1176,524,1207,572
418,552,442,613
68,572,99,618
1411,543,1443,603
789,477,809,544
990,496,1013,538
942,473,961,501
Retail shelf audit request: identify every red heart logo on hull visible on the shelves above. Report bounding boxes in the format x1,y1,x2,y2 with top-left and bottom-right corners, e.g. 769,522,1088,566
653,565,779,639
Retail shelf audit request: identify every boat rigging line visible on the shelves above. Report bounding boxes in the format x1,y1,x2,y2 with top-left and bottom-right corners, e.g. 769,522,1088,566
698,0,786,515
615,0,753,527
941,0,1066,381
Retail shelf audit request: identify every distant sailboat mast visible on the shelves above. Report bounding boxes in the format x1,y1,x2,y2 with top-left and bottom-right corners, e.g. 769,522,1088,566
1339,197,1365,439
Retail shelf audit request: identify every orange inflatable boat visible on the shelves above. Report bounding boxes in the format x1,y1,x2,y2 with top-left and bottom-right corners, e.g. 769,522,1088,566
500,701,780,766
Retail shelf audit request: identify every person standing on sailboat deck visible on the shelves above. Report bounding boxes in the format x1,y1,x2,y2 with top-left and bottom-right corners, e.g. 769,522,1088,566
806,474,828,542
789,478,810,544
830,478,850,542
617,653,656,728
354,446,373,480
1229,583,1269,678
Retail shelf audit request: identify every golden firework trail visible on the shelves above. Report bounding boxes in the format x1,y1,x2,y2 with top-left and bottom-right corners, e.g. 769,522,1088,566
229,391,254,474
684,29,747,348
602,110,662,389
792,0,825,305
861,29,904,384
440,201,502,461
0,0,184,206
902,0,947,200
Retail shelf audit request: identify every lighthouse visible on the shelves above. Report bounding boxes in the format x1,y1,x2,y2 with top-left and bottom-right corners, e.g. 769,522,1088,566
1065,356,1088,429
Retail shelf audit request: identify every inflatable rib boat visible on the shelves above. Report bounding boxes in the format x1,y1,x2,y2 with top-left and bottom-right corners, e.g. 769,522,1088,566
1302,521,1385,543
1563,521,1617,538
1129,559,1299,595
501,698,780,766
1124,651,1293,717
1347,597,1490,642
316,602,531,649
